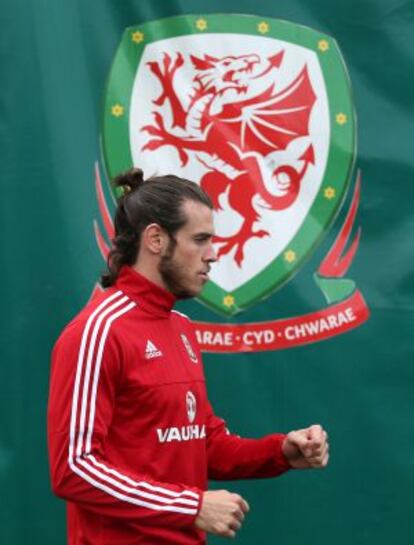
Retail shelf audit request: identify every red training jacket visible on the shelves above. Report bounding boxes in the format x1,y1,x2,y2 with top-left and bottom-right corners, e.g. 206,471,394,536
48,266,290,545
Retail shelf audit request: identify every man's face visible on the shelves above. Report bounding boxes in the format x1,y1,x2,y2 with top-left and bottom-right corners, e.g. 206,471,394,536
159,200,217,299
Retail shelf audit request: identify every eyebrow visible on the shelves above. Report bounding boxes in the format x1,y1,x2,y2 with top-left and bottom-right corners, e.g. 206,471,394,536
193,232,214,239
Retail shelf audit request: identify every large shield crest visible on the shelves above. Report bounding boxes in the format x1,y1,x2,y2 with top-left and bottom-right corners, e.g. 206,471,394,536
102,15,355,316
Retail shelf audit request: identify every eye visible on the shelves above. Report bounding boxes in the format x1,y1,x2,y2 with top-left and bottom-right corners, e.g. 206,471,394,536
194,235,211,244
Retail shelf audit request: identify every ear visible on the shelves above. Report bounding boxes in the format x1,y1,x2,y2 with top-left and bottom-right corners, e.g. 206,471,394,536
142,223,168,255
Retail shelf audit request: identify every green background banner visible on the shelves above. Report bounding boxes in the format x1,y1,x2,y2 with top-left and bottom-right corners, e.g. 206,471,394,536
1,1,413,544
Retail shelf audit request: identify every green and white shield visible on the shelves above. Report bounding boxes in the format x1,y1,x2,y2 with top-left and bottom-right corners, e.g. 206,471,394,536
102,14,355,316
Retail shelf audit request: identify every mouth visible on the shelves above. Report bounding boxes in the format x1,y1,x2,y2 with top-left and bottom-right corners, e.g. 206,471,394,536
243,61,257,74
224,63,258,84
198,270,210,282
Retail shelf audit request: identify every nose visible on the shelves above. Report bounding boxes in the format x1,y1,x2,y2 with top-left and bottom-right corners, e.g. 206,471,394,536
204,242,218,263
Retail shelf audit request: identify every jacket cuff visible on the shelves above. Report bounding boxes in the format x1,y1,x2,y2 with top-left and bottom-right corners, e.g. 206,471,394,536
181,486,203,528
271,433,293,471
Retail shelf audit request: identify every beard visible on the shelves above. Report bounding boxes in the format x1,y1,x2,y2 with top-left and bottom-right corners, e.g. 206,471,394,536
158,238,195,299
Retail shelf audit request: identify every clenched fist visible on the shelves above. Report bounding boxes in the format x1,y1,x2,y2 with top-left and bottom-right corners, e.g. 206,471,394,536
195,490,250,539
282,424,329,469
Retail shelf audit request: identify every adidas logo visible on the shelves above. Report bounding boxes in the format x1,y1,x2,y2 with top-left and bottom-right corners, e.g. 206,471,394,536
144,340,162,360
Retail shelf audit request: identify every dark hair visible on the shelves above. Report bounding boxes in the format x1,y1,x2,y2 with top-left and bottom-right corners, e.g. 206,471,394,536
101,168,213,287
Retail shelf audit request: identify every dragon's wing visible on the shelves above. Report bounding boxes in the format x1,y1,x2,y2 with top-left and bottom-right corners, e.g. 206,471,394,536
219,66,316,156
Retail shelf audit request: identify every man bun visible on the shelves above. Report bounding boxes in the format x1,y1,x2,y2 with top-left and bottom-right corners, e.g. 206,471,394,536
113,168,145,195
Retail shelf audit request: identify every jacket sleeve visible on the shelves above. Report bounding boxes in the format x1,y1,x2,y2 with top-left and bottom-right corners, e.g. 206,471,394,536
205,401,291,480
47,317,201,528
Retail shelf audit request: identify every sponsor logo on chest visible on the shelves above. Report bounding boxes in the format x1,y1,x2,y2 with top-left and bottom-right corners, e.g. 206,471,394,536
157,424,206,443
156,390,205,443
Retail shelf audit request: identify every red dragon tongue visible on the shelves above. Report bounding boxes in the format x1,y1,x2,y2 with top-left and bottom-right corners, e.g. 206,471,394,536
268,50,284,68
253,50,285,80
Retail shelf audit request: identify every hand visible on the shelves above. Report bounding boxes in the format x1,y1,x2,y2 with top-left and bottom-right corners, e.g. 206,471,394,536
282,424,329,469
194,490,250,539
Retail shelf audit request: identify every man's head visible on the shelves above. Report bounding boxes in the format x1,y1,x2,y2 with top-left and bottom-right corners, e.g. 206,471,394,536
101,169,217,298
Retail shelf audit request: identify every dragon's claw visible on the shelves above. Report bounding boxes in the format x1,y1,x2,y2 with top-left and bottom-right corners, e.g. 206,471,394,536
234,248,245,267
141,115,188,165
217,243,234,259
216,241,244,267
152,111,165,129
214,227,271,266
163,52,172,70
141,124,163,137
141,113,168,139
254,229,270,238
142,140,165,152
152,95,166,107
178,149,189,166
175,52,184,68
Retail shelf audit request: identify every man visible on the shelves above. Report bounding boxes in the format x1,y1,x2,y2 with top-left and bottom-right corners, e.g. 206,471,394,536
48,168,329,545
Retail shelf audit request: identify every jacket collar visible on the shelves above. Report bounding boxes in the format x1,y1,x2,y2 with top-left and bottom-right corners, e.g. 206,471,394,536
115,266,176,318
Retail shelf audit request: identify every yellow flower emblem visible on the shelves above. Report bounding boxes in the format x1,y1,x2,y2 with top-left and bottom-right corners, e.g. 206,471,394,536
318,39,329,52
196,18,208,31
336,113,347,125
324,187,336,200
284,250,296,263
131,31,144,44
223,295,235,308
111,104,124,118
258,21,270,34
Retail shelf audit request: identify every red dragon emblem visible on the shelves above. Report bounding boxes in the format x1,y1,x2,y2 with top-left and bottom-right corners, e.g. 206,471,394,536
140,50,317,265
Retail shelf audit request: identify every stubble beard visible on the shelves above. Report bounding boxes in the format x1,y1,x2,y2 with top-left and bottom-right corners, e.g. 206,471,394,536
158,239,196,300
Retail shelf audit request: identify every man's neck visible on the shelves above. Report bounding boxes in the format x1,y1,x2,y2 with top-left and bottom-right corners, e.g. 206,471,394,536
131,261,168,293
